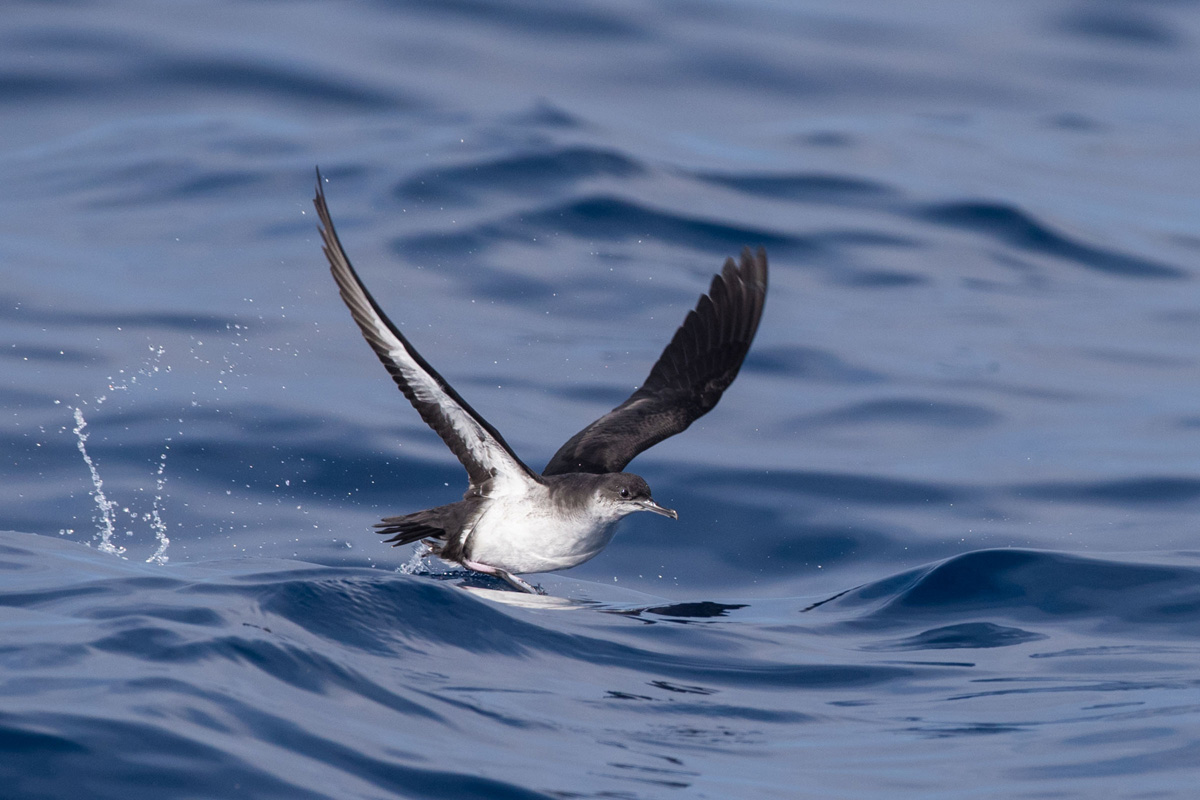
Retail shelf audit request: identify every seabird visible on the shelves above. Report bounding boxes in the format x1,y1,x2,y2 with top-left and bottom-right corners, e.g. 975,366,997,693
313,170,767,593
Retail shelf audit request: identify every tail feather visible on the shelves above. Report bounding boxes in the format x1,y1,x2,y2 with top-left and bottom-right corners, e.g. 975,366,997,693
375,515,446,546
376,523,442,547
374,500,475,548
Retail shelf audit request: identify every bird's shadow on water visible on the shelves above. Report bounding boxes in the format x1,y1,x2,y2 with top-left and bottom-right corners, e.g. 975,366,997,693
464,584,754,622
630,601,749,619
419,564,751,618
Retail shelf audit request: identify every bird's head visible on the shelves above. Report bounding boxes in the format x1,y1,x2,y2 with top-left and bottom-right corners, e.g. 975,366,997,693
594,473,677,521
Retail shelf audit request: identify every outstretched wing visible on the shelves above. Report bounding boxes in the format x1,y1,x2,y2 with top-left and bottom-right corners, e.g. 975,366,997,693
543,248,768,476
313,169,540,495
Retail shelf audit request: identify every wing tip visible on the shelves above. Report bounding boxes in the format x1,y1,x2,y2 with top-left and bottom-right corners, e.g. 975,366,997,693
313,165,328,216
736,246,768,290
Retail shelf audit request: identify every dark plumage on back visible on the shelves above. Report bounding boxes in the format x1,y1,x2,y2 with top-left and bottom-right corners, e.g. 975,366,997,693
543,248,768,476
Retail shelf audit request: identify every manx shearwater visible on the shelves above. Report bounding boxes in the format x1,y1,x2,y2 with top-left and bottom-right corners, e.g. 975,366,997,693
314,170,767,593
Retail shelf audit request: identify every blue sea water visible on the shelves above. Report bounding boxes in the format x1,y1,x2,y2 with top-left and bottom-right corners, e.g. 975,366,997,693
3,0,1200,797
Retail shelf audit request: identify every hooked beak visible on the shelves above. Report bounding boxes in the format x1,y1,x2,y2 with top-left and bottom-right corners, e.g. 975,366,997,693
636,499,678,520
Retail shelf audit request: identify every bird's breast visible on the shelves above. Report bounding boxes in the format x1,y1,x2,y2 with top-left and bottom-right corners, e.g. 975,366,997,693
464,491,620,574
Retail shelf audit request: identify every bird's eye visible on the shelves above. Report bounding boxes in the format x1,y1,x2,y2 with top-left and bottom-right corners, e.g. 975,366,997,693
619,488,630,498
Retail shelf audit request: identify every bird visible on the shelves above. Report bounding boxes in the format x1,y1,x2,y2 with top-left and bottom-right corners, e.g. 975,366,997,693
313,169,767,593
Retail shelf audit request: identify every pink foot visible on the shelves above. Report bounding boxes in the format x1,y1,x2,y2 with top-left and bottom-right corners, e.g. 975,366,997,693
462,560,543,594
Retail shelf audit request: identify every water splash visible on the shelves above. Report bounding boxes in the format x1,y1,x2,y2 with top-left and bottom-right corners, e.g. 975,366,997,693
68,343,174,562
72,406,124,557
399,542,435,575
147,438,171,565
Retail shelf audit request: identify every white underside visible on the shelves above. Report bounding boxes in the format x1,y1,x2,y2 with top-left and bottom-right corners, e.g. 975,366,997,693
463,485,623,574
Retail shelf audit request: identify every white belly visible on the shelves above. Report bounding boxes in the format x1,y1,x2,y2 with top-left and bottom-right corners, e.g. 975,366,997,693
464,492,620,574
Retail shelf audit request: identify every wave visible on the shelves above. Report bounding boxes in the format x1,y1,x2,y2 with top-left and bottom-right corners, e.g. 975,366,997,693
918,201,1184,280
813,547,1200,639
3,531,1200,797
394,146,644,206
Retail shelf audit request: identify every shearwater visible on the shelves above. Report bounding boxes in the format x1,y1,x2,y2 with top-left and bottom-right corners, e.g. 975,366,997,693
314,170,768,593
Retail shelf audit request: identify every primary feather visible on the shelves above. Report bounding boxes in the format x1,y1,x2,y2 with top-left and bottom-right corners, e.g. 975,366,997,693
542,248,767,476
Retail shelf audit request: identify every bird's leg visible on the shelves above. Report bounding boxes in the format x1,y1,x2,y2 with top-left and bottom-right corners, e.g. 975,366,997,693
463,559,545,595
497,570,545,595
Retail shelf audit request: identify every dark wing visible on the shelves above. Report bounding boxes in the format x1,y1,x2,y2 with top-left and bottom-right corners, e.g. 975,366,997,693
543,248,767,476
313,169,540,494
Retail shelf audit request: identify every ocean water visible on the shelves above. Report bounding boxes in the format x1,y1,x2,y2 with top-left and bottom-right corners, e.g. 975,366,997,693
3,1,1200,797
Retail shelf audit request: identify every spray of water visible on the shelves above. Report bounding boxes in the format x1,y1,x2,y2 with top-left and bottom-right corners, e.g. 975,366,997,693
146,438,171,565
398,542,431,575
68,343,174,562
72,406,124,556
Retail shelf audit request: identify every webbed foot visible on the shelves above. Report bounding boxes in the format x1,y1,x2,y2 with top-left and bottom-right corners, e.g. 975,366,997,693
462,559,545,594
